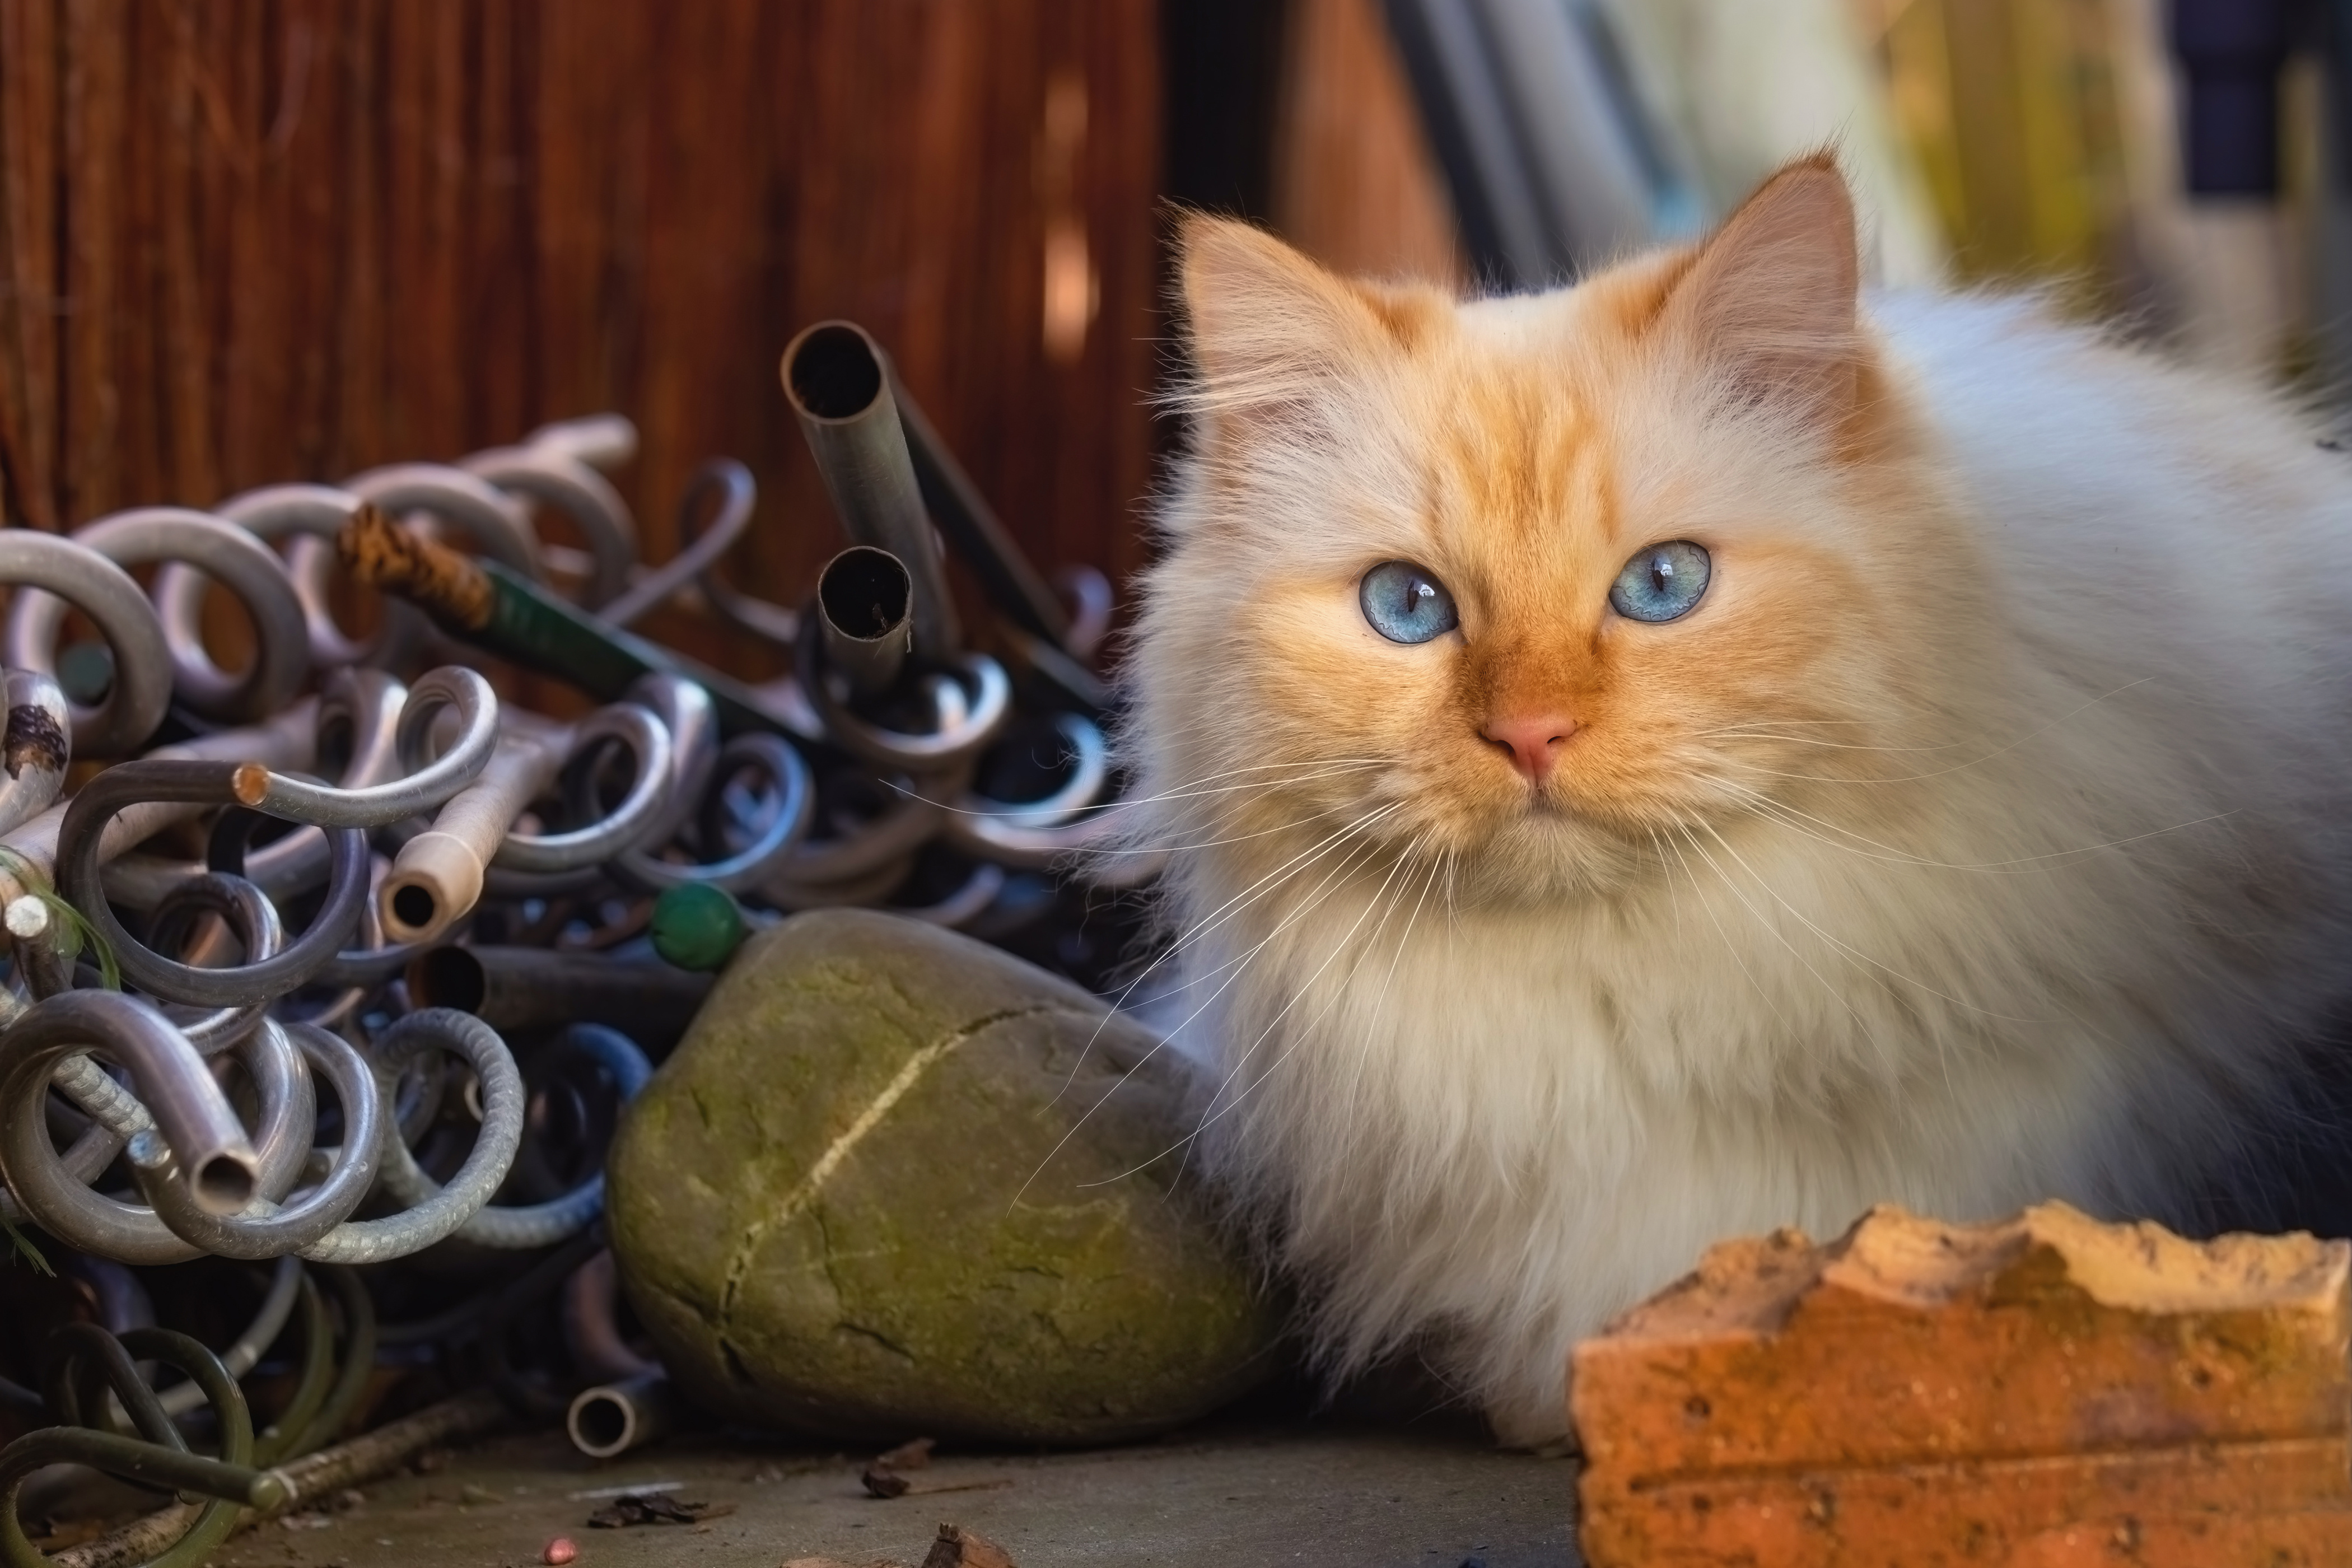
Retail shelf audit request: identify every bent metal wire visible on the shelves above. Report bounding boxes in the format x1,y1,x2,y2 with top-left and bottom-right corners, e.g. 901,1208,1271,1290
0,327,1145,1524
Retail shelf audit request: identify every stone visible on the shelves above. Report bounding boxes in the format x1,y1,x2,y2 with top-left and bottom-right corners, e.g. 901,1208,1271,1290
1572,1202,2352,1567
608,908,1285,1445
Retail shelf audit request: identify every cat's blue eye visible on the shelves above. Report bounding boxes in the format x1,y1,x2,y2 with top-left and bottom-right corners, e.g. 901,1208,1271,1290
1608,541,1710,623
1360,561,1459,645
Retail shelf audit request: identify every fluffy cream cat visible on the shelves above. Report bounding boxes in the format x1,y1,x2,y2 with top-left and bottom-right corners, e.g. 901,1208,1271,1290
1117,156,2352,1444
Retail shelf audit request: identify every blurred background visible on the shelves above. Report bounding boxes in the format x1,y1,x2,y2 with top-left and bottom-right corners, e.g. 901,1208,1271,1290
0,0,2341,651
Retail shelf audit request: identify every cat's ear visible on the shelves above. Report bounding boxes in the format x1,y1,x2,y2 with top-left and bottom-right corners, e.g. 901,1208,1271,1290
1177,216,1398,419
1656,153,1861,426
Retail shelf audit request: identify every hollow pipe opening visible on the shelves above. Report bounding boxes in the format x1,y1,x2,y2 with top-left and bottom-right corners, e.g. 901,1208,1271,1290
785,323,885,421
570,1388,634,1455
565,1371,673,1460
386,883,440,940
409,945,487,1013
816,547,914,699
194,1152,258,1216
819,546,911,639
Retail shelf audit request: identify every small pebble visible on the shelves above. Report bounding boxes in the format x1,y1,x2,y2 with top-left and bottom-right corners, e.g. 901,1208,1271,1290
544,1538,578,1566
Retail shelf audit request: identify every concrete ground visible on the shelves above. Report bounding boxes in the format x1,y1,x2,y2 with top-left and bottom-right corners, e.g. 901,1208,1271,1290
207,1415,1583,1568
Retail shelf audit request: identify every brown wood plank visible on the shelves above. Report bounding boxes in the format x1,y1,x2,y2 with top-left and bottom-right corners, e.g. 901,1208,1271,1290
1,0,1164,646
0,0,62,529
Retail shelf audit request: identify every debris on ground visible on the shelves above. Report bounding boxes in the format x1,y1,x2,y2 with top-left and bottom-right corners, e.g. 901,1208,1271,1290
861,1467,913,1499
921,1523,1019,1568
1574,1201,2352,1566
583,1492,735,1529
542,1538,578,1566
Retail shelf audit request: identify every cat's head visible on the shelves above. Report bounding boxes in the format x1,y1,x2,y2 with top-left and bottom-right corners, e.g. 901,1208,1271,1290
1131,157,1981,905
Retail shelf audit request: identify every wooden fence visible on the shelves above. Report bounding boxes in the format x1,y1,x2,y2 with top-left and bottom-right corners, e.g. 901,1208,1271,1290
0,0,1161,669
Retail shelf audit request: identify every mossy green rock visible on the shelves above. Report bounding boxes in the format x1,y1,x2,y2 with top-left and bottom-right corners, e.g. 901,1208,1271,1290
607,908,1285,1444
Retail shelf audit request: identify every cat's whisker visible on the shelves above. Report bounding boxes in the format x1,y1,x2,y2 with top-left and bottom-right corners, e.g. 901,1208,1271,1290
1688,815,2055,1027
1674,822,1882,1044
1660,822,1800,1040
1015,804,1409,1203
1168,830,1442,1193
1095,830,1436,1187
884,757,1393,825
1041,797,1409,1113
1058,795,1404,862
1035,826,1404,1198
1720,676,2160,786
1715,775,2238,875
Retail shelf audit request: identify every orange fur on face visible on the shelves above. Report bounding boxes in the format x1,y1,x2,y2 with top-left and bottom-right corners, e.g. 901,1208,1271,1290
1118,156,2352,1444
1147,160,1952,902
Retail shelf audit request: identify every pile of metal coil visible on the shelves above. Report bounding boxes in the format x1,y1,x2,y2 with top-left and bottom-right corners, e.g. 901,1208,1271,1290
0,320,1145,1562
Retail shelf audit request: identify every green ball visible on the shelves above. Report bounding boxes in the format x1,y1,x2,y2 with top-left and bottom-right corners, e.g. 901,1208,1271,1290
650,883,747,972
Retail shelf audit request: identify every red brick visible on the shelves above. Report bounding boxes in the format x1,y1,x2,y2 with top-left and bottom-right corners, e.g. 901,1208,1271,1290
1572,1202,2352,1566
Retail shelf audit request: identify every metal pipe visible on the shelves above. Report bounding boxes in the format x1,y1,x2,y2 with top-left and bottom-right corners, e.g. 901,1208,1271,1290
596,460,758,631
0,529,174,757
377,725,565,945
781,320,959,659
615,730,813,896
489,703,673,874
372,1021,648,1250
565,1371,676,1460
893,373,1074,648
404,945,713,1043
50,507,313,724
0,990,257,1217
54,760,371,1007
562,1249,659,1383
462,436,639,609
816,545,913,697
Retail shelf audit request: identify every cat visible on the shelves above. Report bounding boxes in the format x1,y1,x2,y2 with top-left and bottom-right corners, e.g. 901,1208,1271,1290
1114,154,2352,1445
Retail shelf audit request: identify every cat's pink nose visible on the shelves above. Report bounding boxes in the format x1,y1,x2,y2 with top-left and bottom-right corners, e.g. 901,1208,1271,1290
1482,713,1578,784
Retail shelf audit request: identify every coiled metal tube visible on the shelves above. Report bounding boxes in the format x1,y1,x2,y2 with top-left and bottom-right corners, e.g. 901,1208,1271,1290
147,871,285,1052
292,1009,523,1266
29,508,312,724
490,703,673,873
201,482,378,667
97,667,418,912
7,1019,314,1266
462,435,638,609
3,1325,281,1568
795,609,1011,772
141,1024,384,1261
374,1021,647,1250
614,731,812,894
252,666,500,829
0,530,172,758
595,459,757,631
0,990,256,1220
55,761,370,1008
